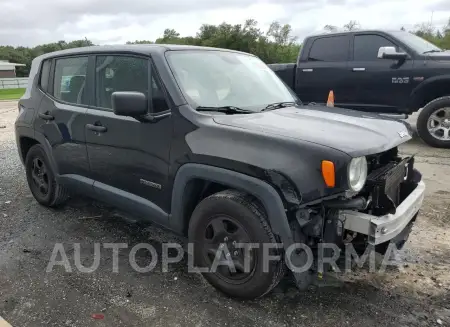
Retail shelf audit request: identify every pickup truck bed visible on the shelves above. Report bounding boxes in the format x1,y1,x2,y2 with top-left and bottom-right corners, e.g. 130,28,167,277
268,63,296,90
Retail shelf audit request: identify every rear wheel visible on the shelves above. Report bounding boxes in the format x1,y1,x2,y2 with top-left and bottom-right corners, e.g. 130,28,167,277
188,189,285,299
417,96,450,148
25,144,69,207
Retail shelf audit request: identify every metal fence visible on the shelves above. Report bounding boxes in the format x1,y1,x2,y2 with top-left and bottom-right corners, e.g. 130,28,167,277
0,78,29,89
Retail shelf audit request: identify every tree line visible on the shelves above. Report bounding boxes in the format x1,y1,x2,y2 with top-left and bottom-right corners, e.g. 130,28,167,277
1,18,449,77
324,19,450,49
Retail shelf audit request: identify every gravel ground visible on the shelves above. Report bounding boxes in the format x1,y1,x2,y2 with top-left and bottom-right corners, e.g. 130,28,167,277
0,100,450,326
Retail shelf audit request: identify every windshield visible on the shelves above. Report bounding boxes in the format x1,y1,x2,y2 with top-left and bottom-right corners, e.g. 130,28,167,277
390,31,442,54
166,50,298,111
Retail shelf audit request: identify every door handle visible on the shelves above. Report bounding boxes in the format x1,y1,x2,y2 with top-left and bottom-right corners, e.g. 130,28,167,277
302,69,313,72
38,112,54,121
86,124,107,133
352,68,366,71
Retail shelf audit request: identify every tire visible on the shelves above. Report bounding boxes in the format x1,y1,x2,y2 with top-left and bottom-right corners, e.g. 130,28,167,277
417,96,450,148
188,189,286,299
25,144,69,207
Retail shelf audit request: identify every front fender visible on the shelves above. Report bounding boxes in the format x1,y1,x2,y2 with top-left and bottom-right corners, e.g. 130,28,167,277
409,74,450,109
169,163,294,246
183,121,351,205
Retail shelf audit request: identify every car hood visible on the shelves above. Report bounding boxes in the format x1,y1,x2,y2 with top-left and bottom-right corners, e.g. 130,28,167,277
213,105,413,157
427,52,450,61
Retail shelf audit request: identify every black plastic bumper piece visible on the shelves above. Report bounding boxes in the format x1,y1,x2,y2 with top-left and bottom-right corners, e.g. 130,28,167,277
323,197,367,210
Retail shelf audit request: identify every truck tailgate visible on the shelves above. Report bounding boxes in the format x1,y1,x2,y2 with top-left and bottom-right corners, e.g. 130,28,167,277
268,63,296,90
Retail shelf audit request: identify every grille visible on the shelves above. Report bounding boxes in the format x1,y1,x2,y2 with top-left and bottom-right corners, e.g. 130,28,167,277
366,157,409,212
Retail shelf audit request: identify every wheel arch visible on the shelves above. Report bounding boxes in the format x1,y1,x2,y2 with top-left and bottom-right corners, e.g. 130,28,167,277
18,137,39,164
416,96,450,148
169,163,294,245
409,75,450,110
18,131,59,175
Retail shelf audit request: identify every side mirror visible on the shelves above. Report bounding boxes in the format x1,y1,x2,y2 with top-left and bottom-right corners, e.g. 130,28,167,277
112,91,148,117
377,46,408,60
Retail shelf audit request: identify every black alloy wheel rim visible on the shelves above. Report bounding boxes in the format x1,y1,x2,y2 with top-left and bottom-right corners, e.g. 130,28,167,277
31,157,50,197
202,215,256,284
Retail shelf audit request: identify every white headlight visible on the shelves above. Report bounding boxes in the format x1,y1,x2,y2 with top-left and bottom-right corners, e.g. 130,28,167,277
348,156,368,192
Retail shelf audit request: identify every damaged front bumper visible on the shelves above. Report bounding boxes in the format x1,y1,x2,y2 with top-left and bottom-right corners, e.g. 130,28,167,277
341,181,425,245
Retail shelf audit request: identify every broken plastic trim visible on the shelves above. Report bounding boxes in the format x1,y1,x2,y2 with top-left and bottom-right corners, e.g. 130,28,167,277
264,170,302,207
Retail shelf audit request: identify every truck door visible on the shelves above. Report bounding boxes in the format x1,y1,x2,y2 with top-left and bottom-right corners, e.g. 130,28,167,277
347,33,415,113
295,34,353,106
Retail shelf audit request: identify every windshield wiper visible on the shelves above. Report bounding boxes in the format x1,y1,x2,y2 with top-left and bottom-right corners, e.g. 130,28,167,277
261,101,297,112
196,106,254,114
423,49,442,54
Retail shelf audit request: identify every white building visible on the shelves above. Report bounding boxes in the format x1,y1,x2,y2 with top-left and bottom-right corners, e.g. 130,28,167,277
0,60,26,78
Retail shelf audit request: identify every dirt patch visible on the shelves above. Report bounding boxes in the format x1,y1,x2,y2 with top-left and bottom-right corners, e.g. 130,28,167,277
0,101,17,142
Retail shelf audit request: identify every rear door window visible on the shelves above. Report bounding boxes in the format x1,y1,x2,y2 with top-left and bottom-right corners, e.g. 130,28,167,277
53,57,89,105
308,36,349,62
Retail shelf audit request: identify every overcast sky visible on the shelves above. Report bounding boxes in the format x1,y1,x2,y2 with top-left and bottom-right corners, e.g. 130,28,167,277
1,0,449,47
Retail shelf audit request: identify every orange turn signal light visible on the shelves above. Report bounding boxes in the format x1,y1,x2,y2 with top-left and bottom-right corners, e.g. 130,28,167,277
321,160,335,188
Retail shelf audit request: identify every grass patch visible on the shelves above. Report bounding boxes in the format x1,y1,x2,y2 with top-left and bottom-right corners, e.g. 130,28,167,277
0,88,26,100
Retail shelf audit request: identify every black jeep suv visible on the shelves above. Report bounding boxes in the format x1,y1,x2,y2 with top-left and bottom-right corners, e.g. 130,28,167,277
15,45,425,299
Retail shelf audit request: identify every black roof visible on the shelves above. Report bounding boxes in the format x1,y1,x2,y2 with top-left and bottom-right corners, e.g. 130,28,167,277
36,44,252,61
306,29,405,38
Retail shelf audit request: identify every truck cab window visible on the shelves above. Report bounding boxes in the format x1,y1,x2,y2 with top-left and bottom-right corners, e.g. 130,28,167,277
308,36,349,62
353,35,397,61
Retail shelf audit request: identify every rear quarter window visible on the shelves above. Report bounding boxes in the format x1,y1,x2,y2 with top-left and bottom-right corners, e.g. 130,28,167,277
39,60,51,92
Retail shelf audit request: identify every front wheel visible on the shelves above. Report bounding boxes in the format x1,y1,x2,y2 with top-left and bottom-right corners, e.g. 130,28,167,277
417,96,450,148
188,190,286,299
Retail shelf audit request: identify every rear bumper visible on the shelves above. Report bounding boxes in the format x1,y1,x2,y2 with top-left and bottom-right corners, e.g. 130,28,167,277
341,181,425,245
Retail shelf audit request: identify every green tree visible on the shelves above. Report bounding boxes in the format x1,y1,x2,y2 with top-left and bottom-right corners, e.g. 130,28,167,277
343,20,360,31
324,25,338,32
411,19,450,49
7,17,450,78
126,40,154,44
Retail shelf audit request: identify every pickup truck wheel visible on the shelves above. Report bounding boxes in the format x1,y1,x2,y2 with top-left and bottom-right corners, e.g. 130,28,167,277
25,144,69,207
417,96,450,148
188,189,286,299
